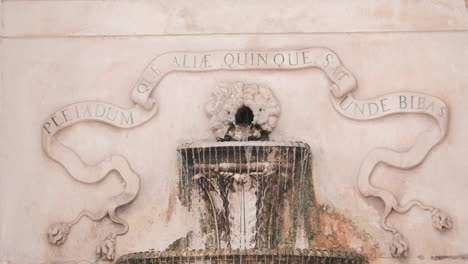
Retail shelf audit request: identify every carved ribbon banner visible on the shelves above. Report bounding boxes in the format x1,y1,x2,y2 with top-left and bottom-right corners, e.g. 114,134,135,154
42,47,450,260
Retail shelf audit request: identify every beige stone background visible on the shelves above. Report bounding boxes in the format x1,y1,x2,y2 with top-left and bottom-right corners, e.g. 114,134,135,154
0,0,468,263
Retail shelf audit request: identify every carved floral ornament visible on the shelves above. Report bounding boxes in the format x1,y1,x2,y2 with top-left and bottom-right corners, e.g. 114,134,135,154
42,48,452,260
206,81,280,141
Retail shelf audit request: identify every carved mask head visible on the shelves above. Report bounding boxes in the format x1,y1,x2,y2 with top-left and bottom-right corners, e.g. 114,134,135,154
206,82,280,141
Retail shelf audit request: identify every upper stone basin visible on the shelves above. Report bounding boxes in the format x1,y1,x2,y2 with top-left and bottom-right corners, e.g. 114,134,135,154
177,141,317,250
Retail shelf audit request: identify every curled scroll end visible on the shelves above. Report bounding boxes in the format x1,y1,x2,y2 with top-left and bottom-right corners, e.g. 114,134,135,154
48,223,71,246
97,235,117,261
145,97,159,113
330,84,341,98
431,209,452,232
390,233,409,258
131,88,157,111
329,76,357,98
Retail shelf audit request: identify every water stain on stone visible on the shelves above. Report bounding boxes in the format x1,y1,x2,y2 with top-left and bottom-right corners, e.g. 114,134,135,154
310,204,380,260
165,191,177,223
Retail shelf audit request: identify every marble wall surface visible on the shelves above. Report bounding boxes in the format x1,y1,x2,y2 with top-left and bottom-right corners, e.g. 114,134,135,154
0,1,467,263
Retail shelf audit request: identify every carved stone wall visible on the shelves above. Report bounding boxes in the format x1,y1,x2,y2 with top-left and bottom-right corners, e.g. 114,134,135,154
0,1,468,264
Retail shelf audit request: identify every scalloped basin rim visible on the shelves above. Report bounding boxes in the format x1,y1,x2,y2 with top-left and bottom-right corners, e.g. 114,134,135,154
177,141,309,150
116,248,368,264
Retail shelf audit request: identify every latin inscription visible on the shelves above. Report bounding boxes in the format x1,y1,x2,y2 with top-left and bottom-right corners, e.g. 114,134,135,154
167,51,348,71
131,49,357,108
338,94,447,118
43,103,134,135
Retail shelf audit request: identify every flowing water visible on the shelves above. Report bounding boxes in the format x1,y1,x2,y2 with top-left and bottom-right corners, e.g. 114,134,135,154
176,141,314,250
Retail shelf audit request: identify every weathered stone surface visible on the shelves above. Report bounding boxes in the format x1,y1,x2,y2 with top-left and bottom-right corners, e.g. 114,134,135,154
0,1,467,264
177,141,316,250
2,0,468,36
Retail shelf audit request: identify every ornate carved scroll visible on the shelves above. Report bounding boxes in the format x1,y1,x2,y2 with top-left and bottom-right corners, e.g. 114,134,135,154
43,103,156,260
330,92,451,256
42,47,451,260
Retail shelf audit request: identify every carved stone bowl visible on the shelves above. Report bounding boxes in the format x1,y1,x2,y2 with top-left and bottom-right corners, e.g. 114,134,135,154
115,249,368,264
176,141,317,250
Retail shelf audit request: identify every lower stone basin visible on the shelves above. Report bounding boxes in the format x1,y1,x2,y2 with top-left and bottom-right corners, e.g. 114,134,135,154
116,249,368,264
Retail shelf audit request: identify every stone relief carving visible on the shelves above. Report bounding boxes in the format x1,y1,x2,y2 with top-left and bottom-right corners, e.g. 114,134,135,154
42,103,153,261
178,140,315,251
330,92,452,256
176,82,319,253
42,47,452,260
206,81,280,141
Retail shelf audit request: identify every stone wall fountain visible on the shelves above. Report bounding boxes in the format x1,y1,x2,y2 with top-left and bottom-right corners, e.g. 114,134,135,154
116,82,367,264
